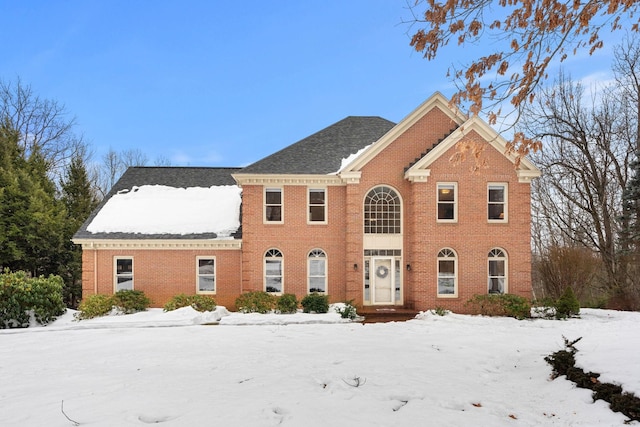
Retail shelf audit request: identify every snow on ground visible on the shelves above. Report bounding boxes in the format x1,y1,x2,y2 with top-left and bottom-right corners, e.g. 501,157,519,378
0,308,638,426
86,185,241,236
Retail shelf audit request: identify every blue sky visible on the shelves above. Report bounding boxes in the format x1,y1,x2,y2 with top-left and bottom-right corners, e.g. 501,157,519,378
1,1,623,168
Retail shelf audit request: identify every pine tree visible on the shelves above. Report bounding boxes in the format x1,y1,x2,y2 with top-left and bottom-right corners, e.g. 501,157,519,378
59,155,99,305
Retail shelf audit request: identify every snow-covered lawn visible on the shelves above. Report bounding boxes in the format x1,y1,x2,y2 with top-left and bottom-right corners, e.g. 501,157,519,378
1,308,638,426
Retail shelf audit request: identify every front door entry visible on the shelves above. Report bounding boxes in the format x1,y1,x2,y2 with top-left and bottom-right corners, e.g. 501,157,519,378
372,257,394,304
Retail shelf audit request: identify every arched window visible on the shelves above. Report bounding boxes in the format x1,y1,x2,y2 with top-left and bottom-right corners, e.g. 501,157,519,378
264,249,283,293
488,248,507,294
308,249,327,293
437,248,457,296
364,186,401,234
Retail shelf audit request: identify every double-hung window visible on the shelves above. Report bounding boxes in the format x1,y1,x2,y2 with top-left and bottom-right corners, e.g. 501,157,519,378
265,188,283,223
115,257,133,291
308,188,326,223
197,257,216,294
264,249,283,293
488,183,507,221
488,248,507,294
437,248,457,296
308,249,327,293
437,183,457,221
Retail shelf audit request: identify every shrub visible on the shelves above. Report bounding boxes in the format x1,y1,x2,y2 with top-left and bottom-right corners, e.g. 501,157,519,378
235,291,276,313
76,294,114,320
465,294,531,319
555,286,580,319
276,293,298,314
0,270,66,328
164,294,217,312
300,293,329,314
334,300,357,319
430,306,449,316
112,289,151,314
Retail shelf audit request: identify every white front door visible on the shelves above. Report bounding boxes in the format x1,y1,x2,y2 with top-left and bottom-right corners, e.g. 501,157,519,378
372,257,394,304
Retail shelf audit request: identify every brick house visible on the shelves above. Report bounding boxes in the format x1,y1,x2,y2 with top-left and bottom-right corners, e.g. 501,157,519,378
73,93,540,312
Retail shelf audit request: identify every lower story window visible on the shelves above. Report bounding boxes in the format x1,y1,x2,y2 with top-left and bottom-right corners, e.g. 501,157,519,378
488,248,507,294
437,248,457,296
308,249,326,293
265,249,283,293
197,257,216,293
115,257,133,291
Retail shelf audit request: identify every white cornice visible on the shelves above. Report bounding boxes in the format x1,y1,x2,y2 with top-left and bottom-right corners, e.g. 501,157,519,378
232,173,344,186
72,239,242,250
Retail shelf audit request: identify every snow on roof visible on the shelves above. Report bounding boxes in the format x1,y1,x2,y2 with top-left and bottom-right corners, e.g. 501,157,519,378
86,185,241,237
334,143,372,174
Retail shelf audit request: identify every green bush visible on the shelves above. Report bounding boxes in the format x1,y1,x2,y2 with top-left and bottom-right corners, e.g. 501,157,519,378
0,270,66,328
555,287,580,319
76,294,114,320
111,289,151,314
465,294,531,319
276,293,298,314
235,291,276,313
164,294,217,312
300,293,329,314
335,300,357,319
430,306,449,316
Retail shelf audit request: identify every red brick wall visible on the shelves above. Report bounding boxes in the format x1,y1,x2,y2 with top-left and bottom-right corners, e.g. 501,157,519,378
81,249,242,309
240,185,348,303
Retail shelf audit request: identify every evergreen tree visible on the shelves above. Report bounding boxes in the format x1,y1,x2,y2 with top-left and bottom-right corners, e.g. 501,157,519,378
59,155,99,305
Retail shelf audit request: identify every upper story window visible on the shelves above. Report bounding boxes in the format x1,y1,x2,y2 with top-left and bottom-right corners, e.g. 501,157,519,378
264,248,283,293
364,186,401,234
437,248,457,297
197,257,216,294
437,183,457,222
308,188,326,223
488,183,508,222
115,257,133,291
308,249,327,293
265,188,283,223
488,248,507,294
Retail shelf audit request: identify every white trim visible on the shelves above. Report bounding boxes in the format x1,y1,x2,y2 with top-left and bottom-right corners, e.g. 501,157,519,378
264,187,284,224
196,256,216,295
436,182,458,223
307,248,327,294
307,187,328,225
72,239,242,250
488,182,508,223
264,248,284,295
114,256,133,292
488,247,508,294
233,173,344,186
437,248,458,298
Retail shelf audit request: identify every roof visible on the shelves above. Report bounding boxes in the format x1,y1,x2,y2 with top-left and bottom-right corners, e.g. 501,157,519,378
74,167,242,240
238,116,396,175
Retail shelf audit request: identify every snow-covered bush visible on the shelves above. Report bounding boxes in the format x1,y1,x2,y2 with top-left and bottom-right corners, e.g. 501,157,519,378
276,293,298,314
334,300,357,319
300,293,329,314
164,294,216,312
76,294,113,319
235,291,276,313
465,294,531,319
0,270,66,328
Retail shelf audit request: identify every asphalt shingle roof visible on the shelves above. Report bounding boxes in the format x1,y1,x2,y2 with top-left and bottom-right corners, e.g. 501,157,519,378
74,167,242,240
239,116,396,174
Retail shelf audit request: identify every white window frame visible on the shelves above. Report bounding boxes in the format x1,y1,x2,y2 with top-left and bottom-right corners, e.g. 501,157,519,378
196,256,216,294
488,183,508,222
308,248,327,293
437,248,458,297
264,248,284,294
436,182,457,223
264,187,284,224
488,248,508,294
363,185,402,234
307,187,327,224
114,257,133,292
